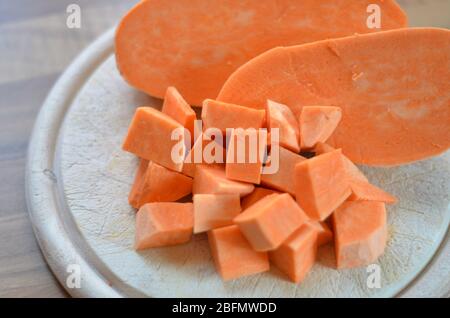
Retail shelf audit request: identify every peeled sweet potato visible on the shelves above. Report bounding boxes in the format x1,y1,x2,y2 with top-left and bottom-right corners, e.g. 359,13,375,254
116,0,407,105
208,225,270,281
332,201,387,269
218,28,450,166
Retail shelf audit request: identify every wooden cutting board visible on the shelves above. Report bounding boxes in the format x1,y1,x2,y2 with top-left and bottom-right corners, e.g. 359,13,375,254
26,29,450,297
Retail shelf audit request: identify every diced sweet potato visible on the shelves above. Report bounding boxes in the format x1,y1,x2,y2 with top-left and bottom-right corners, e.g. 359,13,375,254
348,179,397,204
294,149,351,220
306,221,333,246
313,142,335,155
193,194,241,233
266,100,300,152
315,145,396,207
241,187,278,210
234,193,308,251
122,107,187,172
182,132,225,177
225,128,267,184
135,202,194,250
300,106,342,149
314,142,368,183
261,147,306,195
269,223,317,283
128,159,149,208
201,99,265,132
193,165,254,197
162,86,197,140
138,161,193,207
208,225,270,281
332,201,387,269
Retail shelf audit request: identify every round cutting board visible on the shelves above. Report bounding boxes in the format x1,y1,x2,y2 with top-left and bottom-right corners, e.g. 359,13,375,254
26,28,450,298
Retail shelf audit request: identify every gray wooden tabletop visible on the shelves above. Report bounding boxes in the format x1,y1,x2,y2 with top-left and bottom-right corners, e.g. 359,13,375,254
0,0,138,298
0,0,448,298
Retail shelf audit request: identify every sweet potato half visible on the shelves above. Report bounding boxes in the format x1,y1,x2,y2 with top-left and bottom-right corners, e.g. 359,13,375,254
116,0,407,105
218,28,450,166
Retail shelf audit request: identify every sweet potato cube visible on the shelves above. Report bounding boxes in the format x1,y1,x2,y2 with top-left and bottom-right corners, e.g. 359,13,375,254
261,147,306,195
193,194,241,233
332,201,387,269
208,225,269,281
234,193,308,251
128,159,149,208
266,100,300,152
314,142,368,182
162,86,197,140
193,165,254,197
269,224,318,283
182,132,225,177
135,202,194,250
294,149,351,220
122,107,187,172
300,106,342,149
348,179,397,204
225,128,267,184
305,221,333,246
317,146,395,204
201,99,265,132
313,141,335,155
241,187,279,210
137,161,193,207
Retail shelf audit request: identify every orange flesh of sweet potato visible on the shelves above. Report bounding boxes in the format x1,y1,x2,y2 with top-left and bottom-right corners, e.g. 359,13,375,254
269,223,318,283
234,193,308,251
306,221,333,246
332,201,387,269
218,28,450,166
294,149,351,220
348,179,397,204
241,187,279,210
314,143,396,203
182,132,225,177
137,161,193,207
116,0,407,105
314,142,368,183
135,202,194,250
162,86,197,141
193,194,241,233
120,1,413,280
202,99,265,132
261,147,306,196
193,165,254,197
225,128,267,184
266,100,300,152
128,159,149,208
208,225,270,281
122,107,187,172
300,106,342,149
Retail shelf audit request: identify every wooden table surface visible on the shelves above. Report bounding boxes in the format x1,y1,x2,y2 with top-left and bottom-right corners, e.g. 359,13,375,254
0,0,448,298
0,0,138,297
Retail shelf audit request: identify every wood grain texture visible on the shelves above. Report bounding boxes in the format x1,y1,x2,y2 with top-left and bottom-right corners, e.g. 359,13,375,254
0,0,448,298
0,0,137,298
